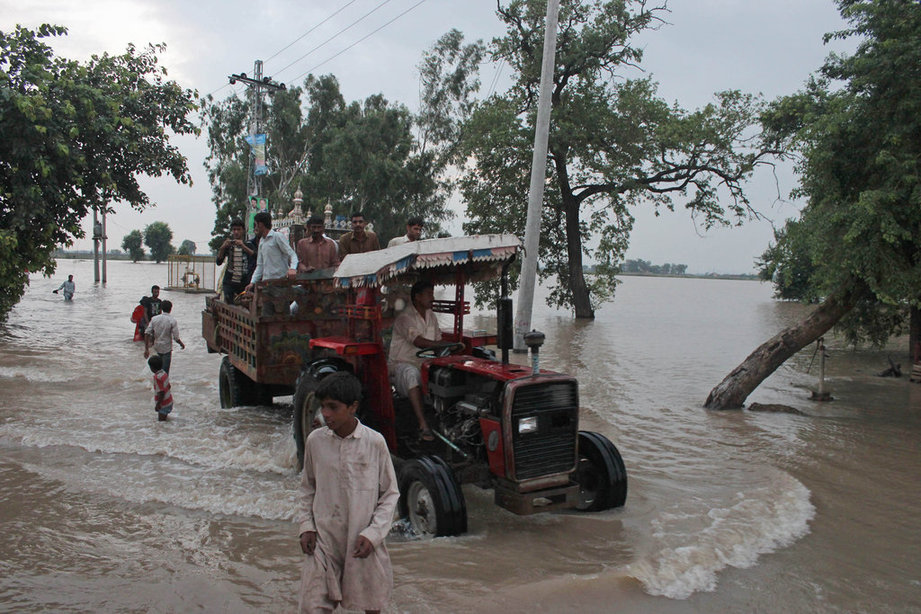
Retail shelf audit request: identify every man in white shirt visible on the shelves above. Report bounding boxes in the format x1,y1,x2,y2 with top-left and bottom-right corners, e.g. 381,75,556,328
245,211,298,291
386,216,424,247
143,300,185,374
53,275,75,300
387,280,454,441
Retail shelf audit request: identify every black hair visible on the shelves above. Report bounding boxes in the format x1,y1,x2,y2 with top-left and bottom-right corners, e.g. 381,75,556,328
307,215,324,226
230,219,245,229
315,371,362,406
350,211,365,220
407,216,424,227
151,285,160,291
160,300,173,313
148,355,163,371
411,279,434,301
254,211,272,228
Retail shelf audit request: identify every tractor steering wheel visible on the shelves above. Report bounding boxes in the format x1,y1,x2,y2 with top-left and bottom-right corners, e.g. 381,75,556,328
416,342,465,359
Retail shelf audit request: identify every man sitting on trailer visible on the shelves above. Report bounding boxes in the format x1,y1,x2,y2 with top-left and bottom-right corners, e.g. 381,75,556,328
387,280,454,442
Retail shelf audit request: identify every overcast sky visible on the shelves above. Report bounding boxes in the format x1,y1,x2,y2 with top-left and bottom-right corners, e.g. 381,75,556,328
2,0,852,274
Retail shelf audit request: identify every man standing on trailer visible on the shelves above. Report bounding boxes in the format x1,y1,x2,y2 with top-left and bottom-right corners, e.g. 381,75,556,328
245,211,298,291
338,211,380,257
296,216,339,273
386,216,424,247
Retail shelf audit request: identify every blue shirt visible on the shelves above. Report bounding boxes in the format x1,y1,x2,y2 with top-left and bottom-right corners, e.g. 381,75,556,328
251,229,298,283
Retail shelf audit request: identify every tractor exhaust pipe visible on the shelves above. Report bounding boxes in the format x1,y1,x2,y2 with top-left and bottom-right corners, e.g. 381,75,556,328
524,330,545,375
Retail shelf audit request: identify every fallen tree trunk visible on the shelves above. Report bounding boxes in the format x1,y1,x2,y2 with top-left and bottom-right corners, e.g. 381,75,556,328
705,280,869,409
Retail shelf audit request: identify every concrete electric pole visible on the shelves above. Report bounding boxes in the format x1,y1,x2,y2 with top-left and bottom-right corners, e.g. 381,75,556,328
228,61,286,221
514,0,561,351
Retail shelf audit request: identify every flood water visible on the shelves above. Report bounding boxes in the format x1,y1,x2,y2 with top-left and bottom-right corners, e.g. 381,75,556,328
1,259,919,613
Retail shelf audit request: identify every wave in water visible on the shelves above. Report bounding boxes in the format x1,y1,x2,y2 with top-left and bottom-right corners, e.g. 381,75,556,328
626,470,814,599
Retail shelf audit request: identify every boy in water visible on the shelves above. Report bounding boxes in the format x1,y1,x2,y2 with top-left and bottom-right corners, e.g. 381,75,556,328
296,372,399,614
148,354,173,422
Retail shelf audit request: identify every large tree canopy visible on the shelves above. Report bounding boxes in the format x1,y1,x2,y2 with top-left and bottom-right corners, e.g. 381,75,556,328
121,229,144,262
455,0,776,317
706,0,921,409
144,221,174,263
202,72,454,251
0,24,198,320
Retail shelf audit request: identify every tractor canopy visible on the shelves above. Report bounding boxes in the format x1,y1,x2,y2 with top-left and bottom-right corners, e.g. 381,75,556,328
332,234,521,288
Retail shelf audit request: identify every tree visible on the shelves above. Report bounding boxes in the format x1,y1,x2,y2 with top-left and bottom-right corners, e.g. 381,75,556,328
121,230,145,262
202,72,452,250
455,0,777,317
706,0,921,409
0,25,198,320
177,239,196,256
144,221,174,263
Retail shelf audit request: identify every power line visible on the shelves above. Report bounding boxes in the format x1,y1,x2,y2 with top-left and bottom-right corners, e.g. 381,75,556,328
273,0,397,79
487,59,505,97
264,0,361,64
291,0,428,82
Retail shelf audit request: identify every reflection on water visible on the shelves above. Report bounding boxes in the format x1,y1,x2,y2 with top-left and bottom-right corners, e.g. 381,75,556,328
0,262,918,612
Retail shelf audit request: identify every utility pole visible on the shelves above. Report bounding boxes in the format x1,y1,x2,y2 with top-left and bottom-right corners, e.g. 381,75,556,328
229,61,286,226
92,207,106,284
514,0,560,351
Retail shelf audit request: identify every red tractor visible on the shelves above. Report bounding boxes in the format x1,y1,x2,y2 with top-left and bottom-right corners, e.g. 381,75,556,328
288,234,627,536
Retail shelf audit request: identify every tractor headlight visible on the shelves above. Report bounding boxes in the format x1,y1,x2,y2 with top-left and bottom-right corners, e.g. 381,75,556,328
518,416,538,435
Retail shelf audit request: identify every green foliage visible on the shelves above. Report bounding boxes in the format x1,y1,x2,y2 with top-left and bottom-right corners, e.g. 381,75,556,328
177,239,196,256
144,221,174,263
202,71,454,249
416,29,485,165
0,24,198,320
121,229,145,262
758,0,921,346
456,0,775,317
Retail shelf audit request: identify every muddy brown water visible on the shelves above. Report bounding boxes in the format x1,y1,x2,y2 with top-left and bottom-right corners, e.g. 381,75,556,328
1,260,918,612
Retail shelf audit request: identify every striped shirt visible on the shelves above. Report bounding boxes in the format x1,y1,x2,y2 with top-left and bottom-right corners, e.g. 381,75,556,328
153,370,173,410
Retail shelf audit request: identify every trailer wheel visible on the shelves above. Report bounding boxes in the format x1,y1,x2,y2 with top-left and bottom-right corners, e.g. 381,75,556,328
398,456,467,537
574,431,627,511
292,372,322,471
219,356,255,408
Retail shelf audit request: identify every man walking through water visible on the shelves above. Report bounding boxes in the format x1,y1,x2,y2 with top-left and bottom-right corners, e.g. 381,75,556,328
144,300,185,374
53,275,75,301
138,285,162,336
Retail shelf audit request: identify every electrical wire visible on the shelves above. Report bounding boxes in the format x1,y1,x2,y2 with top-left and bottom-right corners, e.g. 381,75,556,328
272,0,397,79
291,0,428,82
486,59,505,97
264,0,361,64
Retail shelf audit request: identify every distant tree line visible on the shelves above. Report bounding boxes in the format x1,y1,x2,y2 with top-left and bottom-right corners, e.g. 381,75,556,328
619,259,688,275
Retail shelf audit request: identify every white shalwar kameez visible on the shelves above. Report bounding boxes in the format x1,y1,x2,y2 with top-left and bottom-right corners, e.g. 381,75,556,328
297,420,399,613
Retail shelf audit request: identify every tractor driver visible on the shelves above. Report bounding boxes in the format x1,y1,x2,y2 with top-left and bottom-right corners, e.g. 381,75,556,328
387,280,455,442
